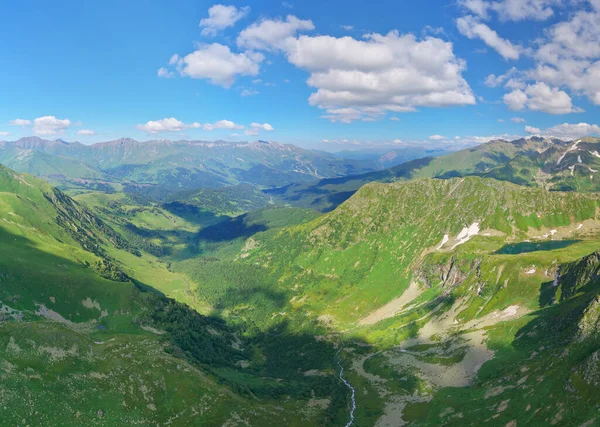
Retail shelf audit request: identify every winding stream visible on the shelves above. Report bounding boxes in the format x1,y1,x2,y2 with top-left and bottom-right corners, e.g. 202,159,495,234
335,343,357,427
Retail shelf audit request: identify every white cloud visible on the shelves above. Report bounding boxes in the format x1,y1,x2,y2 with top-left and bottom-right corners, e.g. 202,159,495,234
341,25,354,31
274,29,475,122
529,8,600,106
241,88,259,96
456,15,521,60
429,134,447,140
244,128,259,136
504,82,580,114
33,116,71,135
392,139,403,144
460,0,491,18
320,108,364,124
137,118,245,133
200,5,250,37
455,133,523,144
237,15,315,51
0,131,9,137
175,43,263,88
504,89,528,110
525,122,600,139
459,0,560,21
251,122,274,131
77,129,96,136
320,138,360,145
137,118,188,134
511,117,526,123
9,119,31,126
157,67,174,78
202,120,244,130
390,117,400,121
489,5,600,113
484,66,521,87
525,125,542,134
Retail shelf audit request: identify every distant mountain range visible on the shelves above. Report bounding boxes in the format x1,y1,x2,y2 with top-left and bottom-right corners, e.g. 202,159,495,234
269,136,600,211
0,137,380,190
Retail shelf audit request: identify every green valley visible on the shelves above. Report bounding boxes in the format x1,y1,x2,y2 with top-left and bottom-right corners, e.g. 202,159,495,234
2,136,600,426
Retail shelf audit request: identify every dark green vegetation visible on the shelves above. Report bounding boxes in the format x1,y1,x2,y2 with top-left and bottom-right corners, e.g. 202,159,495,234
2,135,600,426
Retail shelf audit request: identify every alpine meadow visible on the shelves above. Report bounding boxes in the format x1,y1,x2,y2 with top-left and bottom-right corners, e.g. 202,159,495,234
1,1,600,426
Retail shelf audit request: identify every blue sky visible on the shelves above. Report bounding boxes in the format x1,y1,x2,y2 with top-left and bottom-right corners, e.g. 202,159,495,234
1,0,599,150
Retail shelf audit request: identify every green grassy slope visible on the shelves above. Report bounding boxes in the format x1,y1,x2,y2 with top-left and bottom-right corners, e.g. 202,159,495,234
198,176,600,425
4,159,600,426
0,165,351,426
241,177,600,325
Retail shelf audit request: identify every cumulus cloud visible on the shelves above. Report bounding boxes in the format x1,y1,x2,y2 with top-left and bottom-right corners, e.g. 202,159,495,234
237,15,315,51
0,131,10,137
172,43,263,88
163,14,475,122
511,117,526,123
455,133,523,144
202,119,244,130
137,118,246,133
33,116,71,135
251,122,274,131
529,7,600,106
484,66,521,87
157,67,174,78
200,5,250,37
504,82,581,114
429,134,447,140
137,118,189,134
459,0,560,21
525,122,600,139
504,89,528,110
9,119,31,126
77,129,96,136
457,15,521,60
268,28,475,122
489,4,600,114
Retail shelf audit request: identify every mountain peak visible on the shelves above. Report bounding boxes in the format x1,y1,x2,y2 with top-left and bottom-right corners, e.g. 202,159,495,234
16,136,51,144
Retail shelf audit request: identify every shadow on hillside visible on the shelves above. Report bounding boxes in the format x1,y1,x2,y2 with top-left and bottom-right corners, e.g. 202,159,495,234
194,214,267,243
264,156,435,212
162,201,229,226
